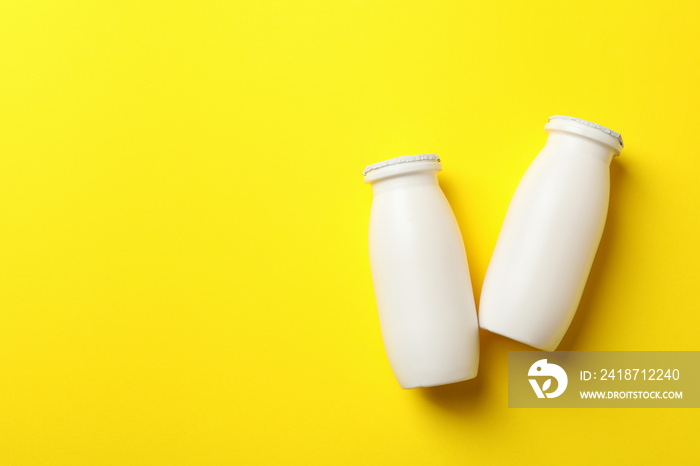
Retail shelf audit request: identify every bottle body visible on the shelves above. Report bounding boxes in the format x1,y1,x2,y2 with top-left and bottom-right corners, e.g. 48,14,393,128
479,116,623,351
365,155,479,388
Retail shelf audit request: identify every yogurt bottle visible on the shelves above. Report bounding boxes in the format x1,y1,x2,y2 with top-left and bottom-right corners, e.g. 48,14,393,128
364,154,479,388
479,116,624,351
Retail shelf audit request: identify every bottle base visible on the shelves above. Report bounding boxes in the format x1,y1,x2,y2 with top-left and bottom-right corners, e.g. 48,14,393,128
479,320,558,352
398,367,479,389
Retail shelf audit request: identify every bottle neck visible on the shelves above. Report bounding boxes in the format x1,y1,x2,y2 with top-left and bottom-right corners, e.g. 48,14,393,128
544,131,617,164
369,170,440,195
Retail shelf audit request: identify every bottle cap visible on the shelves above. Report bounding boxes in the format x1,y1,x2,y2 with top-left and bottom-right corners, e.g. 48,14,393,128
363,154,441,176
545,115,624,155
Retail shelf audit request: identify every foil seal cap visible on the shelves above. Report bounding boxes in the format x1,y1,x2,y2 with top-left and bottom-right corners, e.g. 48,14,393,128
547,115,624,149
363,154,441,176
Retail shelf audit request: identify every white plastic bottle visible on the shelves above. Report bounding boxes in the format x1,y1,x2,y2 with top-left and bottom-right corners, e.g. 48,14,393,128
364,154,479,388
479,116,624,351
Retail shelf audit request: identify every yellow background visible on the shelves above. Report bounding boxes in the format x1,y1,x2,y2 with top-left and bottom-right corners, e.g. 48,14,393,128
1,1,698,464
